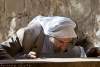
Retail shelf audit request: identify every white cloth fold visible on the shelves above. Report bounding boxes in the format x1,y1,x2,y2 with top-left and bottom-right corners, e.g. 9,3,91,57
29,15,77,38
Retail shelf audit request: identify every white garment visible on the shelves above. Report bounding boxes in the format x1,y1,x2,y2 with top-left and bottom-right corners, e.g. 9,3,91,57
80,46,87,57
30,15,77,38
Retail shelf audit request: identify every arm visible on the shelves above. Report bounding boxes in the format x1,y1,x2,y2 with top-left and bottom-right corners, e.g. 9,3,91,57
0,17,42,59
15,20,43,59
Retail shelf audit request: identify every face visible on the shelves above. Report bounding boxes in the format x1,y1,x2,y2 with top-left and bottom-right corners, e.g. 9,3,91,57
52,37,72,52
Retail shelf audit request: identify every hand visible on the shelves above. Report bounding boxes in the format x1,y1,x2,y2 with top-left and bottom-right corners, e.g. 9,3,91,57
26,51,37,59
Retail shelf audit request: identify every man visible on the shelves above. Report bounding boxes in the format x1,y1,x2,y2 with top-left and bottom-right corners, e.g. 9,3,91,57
0,16,86,59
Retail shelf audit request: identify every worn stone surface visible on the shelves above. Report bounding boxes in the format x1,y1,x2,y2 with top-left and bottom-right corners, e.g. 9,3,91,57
0,0,99,48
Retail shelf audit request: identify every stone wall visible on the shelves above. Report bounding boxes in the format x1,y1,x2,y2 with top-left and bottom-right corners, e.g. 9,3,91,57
0,0,99,47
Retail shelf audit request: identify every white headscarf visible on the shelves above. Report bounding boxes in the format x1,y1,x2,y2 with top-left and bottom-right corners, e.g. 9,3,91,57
29,15,77,38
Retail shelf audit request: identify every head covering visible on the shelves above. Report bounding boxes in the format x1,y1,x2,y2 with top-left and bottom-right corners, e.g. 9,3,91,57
30,15,77,38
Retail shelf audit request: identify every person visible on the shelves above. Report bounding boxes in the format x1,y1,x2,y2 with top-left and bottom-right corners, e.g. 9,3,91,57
0,16,86,59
